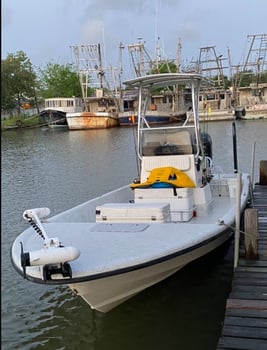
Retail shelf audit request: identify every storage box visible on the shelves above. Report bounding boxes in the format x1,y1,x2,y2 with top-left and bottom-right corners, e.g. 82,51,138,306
96,202,171,223
227,178,237,198
134,187,193,200
210,179,229,197
134,187,194,222
171,209,194,222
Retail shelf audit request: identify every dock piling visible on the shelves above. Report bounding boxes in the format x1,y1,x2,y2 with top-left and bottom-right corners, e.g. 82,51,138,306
244,208,259,259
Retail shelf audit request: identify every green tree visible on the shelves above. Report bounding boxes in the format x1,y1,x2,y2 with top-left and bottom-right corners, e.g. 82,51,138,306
150,60,177,74
1,51,36,113
210,74,232,89
38,63,82,99
232,69,267,87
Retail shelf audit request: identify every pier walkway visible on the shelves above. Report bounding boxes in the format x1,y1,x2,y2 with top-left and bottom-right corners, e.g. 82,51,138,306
217,183,267,349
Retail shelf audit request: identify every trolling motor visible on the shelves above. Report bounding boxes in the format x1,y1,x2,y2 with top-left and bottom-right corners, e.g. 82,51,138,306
20,208,80,281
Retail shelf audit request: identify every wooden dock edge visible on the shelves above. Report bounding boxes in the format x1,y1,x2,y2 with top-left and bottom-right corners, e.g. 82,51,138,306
217,163,267,349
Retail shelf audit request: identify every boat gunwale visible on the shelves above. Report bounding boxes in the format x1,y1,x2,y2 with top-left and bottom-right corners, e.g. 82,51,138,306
10,227,232,285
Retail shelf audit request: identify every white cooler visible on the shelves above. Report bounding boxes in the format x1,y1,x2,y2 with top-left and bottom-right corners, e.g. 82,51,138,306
96,202,171,223
134,187,194,222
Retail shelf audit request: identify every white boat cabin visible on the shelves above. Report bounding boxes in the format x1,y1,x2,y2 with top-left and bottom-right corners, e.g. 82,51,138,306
44,97,84,113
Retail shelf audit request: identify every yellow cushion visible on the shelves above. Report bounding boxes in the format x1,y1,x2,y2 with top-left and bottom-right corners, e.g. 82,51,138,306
131,167,195,189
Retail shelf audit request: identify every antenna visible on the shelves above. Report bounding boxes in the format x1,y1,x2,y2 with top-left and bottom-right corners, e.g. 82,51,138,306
154,0,159,55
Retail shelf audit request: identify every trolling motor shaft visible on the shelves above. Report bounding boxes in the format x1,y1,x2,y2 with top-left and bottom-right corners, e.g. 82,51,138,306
20,208,80,280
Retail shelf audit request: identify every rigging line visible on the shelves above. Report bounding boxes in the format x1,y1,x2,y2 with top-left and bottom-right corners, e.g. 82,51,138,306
220,222,258,239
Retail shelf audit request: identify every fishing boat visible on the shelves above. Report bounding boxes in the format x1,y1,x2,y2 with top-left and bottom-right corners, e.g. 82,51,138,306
11,73,251,313
119,40,187,126
66,92,120,130
231,33,267,120
40,97,84,129
119,90,187,126
66,44,120,130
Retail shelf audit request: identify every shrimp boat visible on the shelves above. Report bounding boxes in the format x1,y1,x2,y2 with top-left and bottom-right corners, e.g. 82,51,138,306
11,73,250,313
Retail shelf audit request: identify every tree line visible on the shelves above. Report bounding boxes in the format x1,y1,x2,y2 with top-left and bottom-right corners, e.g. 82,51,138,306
1,51,82,115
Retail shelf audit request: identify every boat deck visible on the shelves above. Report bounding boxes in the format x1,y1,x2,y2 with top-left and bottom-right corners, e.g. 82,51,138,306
217,184,267,349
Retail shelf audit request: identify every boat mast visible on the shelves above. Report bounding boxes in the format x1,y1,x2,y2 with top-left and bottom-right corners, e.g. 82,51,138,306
238,34,267,87
176,37,182,73
97,43,104,89
195,46,227,88
70,43,120,111
154,0,160,71
231,33,267,108
118,42,125,106
128,39,154,76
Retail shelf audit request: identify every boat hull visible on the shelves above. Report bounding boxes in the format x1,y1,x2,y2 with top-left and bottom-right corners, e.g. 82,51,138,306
119,113,171,126
119,112,186,126
40,109,68,128
68,229,231,312
66,112,119,130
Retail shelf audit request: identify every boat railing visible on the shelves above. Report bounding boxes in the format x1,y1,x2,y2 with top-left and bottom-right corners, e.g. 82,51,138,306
139,124,196,132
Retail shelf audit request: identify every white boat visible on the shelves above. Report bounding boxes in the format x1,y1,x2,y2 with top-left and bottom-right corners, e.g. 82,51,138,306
11,73,251,313
119,91,187,126
40,97,84,128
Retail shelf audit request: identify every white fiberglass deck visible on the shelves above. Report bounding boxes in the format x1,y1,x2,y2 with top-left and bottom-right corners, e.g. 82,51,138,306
12,194,238,280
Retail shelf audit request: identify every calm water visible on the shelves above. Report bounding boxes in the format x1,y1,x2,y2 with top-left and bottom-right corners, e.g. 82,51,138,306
2,120,267,350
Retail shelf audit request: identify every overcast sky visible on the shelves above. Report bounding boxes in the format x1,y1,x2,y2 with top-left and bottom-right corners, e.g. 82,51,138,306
2,0,267,79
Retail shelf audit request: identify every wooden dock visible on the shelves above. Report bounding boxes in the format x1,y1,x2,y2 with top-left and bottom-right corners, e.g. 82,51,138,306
217,183,267,349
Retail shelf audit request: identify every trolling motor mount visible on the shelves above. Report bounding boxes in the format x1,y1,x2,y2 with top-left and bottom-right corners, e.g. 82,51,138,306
20,208,80,280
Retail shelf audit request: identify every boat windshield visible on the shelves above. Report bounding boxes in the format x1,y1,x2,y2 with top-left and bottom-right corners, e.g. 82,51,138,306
140,126,197,156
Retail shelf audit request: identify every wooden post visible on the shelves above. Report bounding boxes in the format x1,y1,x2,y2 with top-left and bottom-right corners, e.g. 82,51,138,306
260,160,267,185
244,208,258,259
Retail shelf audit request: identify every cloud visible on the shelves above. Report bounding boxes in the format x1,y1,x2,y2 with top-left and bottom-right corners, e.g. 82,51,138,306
2,0,266,73
80,19,105,44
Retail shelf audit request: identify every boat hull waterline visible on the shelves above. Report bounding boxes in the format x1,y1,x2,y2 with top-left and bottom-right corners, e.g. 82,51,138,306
66,112,119,130
67,230,231,312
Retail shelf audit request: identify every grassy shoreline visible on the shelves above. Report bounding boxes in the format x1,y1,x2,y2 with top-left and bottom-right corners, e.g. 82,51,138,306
1,114,46,131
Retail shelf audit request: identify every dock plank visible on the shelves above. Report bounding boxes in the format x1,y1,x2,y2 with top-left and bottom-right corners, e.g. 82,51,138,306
225,308,267,318
224,316,267,327
217,336,267,349
226,298,267,310
221,325,267,339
